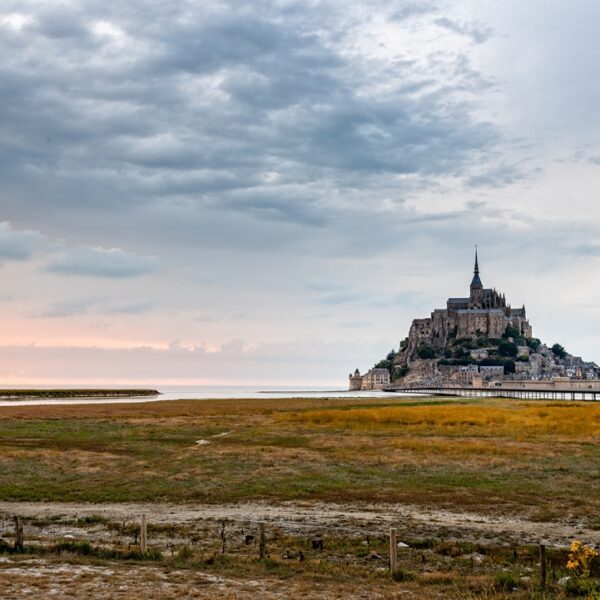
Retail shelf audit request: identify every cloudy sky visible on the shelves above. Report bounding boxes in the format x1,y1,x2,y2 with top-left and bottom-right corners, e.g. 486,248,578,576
1,0,599,386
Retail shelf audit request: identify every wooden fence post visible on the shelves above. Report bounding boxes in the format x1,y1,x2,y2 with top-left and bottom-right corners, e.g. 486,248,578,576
220,520,226,554
140,514,148,555
539,541,547,589
389,528,397,578
259,523,266,560
14,516,24,553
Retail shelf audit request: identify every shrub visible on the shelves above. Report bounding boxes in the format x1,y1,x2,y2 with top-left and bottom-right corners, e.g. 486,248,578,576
494,569,521,591
375,350,397,373
417,345,436,359
453,347,467,359
49,540,162,561
456,358,475,366
504,360,516,374
172,545,195,567
498,340,518,357
437,358,476,367
393,366,410,379
480,358,505,367
552,343,567,359
374,359,392,372
503,325,520,339
392,567,416,582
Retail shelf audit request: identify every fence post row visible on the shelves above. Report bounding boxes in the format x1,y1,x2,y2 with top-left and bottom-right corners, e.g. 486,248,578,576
2,513,576,588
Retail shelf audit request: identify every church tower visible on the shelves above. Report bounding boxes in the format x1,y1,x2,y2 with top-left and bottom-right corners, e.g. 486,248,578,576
469,247,483,307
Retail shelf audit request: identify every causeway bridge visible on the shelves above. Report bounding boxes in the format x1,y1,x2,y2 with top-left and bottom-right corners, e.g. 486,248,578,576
385,384,600,401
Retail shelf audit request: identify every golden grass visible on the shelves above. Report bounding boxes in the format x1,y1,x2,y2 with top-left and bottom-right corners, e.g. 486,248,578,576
0,397,387,420
0,396,598,520
287,403,600,439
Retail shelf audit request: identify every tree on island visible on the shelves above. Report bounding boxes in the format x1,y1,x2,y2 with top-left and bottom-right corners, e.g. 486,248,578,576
374,349,397,373
552,343,567,359
503,325,520,339
417,344,436,359
393,366,410,379
498,340,518,357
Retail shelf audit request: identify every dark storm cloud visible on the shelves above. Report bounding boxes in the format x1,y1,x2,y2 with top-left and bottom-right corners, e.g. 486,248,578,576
0,0,503,246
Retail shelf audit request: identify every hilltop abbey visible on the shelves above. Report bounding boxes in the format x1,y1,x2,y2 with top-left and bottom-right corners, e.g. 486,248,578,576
349,251,561,391
402,249,532,360
350,250,599,391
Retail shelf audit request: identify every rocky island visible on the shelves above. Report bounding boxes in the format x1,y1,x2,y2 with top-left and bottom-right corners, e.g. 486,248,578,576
351,250,600,391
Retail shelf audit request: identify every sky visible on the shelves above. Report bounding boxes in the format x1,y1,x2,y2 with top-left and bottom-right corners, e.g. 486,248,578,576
1,0,600,386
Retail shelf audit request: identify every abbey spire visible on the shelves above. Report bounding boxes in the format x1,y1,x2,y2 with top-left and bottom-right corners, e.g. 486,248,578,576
471,246,483,289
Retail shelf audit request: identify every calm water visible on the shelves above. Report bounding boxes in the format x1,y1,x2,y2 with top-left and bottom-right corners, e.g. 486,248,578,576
0,384,413,407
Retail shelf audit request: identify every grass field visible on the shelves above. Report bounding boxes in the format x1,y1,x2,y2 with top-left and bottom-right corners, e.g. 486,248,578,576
0,395,599,598
0,396,598,524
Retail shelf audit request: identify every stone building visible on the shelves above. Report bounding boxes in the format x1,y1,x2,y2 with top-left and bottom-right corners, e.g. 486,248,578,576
348,369,363,391
400,250,532,363
348,368,390,390
480,365,505,379
456,364,479,383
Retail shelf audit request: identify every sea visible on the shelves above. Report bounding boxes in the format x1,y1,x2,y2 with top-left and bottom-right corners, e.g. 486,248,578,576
0,384,414,407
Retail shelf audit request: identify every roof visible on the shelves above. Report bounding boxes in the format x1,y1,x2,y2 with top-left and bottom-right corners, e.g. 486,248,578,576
470,273,483,287
456,308,505,314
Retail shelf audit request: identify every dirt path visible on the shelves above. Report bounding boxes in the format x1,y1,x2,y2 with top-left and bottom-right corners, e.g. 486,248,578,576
0,556,385,600
0,500,597,546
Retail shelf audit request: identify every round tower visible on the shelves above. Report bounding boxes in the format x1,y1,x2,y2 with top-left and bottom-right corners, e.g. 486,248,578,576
348,369,363,391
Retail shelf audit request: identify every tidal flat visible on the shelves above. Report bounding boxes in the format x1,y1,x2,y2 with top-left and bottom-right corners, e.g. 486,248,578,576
0,396,598,598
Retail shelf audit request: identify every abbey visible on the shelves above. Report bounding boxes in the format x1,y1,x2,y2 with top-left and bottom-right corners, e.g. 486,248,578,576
402,250,532,359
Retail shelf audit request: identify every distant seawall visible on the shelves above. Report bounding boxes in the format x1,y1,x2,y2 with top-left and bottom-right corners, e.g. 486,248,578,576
0,389,160,400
